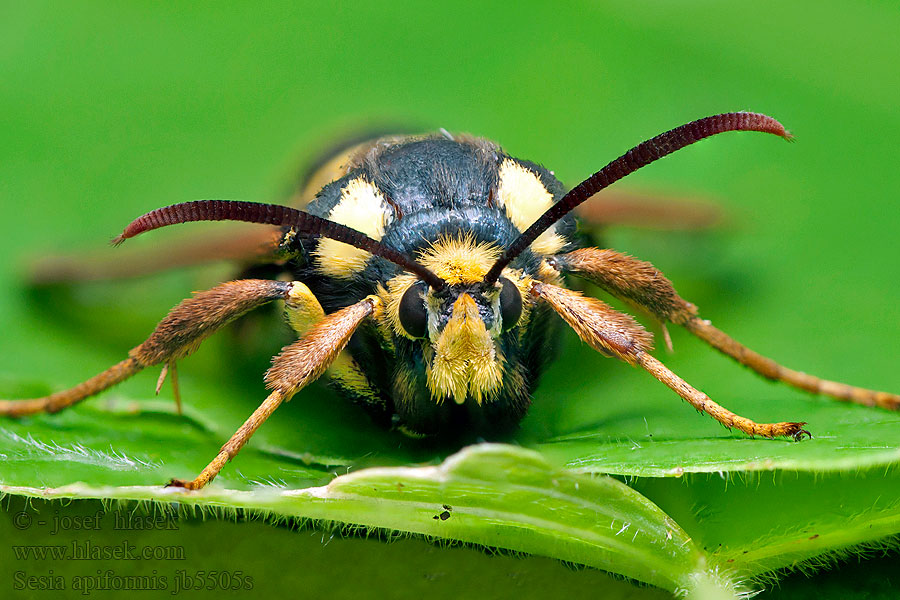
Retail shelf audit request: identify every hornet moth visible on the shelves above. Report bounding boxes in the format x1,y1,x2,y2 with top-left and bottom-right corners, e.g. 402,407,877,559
2,112,898,490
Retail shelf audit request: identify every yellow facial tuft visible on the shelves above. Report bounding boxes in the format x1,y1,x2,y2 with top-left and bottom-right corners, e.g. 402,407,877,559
426,293,504,405
497,159,566,255
313,177,392,279
417,233,502,285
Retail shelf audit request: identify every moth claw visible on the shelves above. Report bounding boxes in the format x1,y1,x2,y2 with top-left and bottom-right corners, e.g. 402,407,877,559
792,428,812,441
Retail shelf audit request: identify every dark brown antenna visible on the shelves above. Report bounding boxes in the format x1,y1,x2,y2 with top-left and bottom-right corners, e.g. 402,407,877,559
483,112,792,284
112,200,446,289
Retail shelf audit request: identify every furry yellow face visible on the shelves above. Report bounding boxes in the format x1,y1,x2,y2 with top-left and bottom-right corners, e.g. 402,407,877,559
381,235,535,406
427,292,504,404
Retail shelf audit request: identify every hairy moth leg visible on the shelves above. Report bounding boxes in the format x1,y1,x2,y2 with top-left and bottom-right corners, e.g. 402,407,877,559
284,282,381,405
555,248,900,411
530,280,809,439
0,279,294,417
168,295,382,490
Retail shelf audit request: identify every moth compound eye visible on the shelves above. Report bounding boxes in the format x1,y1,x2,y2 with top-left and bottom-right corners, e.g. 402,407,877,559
498,277,522,332
398,280,429,338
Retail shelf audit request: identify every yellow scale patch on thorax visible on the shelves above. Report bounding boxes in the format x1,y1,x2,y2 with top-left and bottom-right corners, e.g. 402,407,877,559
496,159,565,256
313,177,392,279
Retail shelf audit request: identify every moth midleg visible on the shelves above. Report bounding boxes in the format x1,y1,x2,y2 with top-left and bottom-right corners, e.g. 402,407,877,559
0,279,294,417
530,280,808,439
556,247,900,410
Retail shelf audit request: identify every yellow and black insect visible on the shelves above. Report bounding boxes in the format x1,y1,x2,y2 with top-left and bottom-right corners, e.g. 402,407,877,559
2,112,897,490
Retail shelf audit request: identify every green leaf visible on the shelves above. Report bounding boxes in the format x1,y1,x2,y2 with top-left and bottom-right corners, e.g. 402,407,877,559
2,445,716,594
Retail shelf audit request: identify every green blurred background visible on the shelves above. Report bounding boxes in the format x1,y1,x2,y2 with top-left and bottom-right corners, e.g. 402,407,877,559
2,2,898,598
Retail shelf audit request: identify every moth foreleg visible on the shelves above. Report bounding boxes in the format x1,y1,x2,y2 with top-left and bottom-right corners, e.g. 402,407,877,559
167,294,382,490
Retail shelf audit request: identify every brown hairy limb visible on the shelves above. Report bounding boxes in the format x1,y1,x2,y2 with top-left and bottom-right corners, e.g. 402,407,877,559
528,281,654,363
558,247,900,410
28,228,281,285
168,295,382,490
685,318,900,411
167,388,287,490
265,296,381,396
0,359,142,417
553,248,698,326
0,279,293,417
530,280,809,439
132,279,293,365
637,353,809,439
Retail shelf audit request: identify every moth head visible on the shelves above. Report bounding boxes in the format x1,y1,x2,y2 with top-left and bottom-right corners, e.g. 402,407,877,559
385,235,527,405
